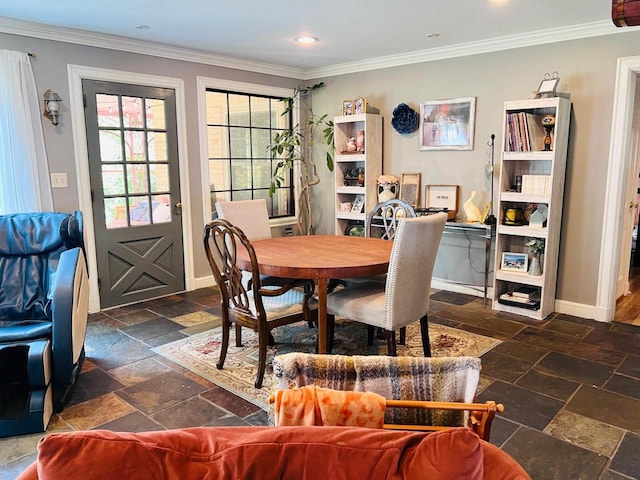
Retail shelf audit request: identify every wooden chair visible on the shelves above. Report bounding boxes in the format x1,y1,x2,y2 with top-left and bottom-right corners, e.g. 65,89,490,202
327,213,447,356
203,218,317,388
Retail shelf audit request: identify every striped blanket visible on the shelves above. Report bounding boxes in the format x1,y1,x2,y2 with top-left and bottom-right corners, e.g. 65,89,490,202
272,353,481,426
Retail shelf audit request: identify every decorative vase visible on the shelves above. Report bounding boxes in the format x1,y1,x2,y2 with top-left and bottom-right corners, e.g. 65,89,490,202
356,130,365,152
528,254,542,276
378,184,397,203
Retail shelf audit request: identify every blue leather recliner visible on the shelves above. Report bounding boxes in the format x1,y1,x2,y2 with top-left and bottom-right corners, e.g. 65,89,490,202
0,212,89,437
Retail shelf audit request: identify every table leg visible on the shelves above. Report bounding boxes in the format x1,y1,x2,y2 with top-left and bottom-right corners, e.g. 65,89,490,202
317,277,328,354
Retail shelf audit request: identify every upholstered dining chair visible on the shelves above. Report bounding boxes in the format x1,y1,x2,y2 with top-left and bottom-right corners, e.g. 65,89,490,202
203,218,317,388
327,213,447,356
215,199,298,288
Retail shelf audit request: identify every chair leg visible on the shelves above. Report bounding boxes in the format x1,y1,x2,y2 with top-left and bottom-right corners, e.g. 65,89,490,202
217,318,230,370
420,315,432,357
255,328,268,389
367,326,375,345
385,330,397,356
235,323,242,347
399,326,407,345
327,314,335,354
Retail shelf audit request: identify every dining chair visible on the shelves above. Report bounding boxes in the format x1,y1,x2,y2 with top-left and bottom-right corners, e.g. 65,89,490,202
327,213,447,356
203,218,318,388
215,199,297,288
366,198,418,240
339,198,418,344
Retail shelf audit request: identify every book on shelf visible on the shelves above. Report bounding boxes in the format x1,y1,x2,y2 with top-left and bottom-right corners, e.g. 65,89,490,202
511,286,538,299
504,112,548,152
498,292,540,310
521,175,550,195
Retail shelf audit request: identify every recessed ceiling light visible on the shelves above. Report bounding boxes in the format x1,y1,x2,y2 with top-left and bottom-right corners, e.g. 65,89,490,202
295,36,317,44
136,25,150,30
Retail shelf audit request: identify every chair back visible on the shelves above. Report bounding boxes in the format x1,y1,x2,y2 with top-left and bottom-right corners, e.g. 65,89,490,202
366,199,417,240
384,213,447,327
215,199,272,241
203,219,263,320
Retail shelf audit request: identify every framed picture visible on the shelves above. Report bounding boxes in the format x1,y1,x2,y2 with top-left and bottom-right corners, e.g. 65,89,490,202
399,173,421,208
354,96,367,115
501,252,528,272
419,97,476,151
342,100,353,116
351,194,365,213
537,78,560,94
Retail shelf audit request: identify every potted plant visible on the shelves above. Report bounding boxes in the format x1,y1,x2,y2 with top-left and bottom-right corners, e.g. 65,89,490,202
268,82,334,235
525,238,544,275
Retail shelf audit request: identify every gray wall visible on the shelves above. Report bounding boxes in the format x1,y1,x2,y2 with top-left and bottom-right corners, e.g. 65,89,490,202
2,28,640,310
309,31,640,308
0,32,298,280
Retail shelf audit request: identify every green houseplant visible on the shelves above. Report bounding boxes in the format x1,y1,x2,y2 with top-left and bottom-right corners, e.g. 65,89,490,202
268,82,334,235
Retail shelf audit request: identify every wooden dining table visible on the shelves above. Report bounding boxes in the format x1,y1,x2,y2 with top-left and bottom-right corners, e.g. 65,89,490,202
235,235,393,354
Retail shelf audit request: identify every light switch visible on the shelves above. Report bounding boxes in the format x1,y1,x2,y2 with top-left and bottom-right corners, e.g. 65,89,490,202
50,173,68,188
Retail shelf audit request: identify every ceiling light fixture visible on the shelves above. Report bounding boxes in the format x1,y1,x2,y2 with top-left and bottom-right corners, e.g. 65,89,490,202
295,36,317,44
136,25,150,30
425,33,440,38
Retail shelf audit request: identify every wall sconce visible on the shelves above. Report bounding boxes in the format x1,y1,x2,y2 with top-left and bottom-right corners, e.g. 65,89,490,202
43,89,62,125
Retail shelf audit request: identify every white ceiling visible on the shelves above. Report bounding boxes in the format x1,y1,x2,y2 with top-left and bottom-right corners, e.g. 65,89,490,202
0,0,626,78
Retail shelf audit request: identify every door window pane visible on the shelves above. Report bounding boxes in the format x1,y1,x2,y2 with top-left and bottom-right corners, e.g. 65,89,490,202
149,164,170,192
96,94,121,128
124,131,146,162
99,131,123,162
127,164,149,194
151,194,171,224
122,96,144,128
102,164,125,195
146,98,166,129
148,132,168,161
105,197,127,229
129,196,151,225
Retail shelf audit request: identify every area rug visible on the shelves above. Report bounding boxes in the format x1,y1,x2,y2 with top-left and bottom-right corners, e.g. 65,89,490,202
152,320,501,411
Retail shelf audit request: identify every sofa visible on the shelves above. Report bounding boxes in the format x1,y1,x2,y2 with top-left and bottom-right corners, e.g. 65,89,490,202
17,426,530,479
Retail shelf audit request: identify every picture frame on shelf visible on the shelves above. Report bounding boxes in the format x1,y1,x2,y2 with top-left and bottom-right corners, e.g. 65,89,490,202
501,252,528,272
399,173,421,208
419,97,476,151
537,77,560,95
339,202,353,213
351,194,365,213
342,100,353,116
354,97,367,115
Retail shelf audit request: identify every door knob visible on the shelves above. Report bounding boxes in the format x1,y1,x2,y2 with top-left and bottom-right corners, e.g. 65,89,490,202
174,202,182,215
630,201,639,209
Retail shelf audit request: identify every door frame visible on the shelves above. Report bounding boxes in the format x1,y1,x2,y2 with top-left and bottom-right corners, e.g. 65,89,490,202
597,56,640,322
68,65,194,313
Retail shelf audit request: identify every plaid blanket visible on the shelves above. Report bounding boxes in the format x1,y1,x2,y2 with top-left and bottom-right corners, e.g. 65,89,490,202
273,352,481,426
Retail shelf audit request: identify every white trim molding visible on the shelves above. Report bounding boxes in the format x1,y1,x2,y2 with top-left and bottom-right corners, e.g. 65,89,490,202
67,65,193,313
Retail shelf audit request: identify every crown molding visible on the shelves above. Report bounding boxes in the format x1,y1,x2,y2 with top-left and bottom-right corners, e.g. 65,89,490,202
303,21,635,79
0,16,307,79
1,16,637,81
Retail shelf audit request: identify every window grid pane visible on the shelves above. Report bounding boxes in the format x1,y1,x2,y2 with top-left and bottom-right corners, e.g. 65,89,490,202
206,89,293,218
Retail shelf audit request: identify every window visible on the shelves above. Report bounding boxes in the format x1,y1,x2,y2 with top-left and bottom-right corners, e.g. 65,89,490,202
205,88,293,218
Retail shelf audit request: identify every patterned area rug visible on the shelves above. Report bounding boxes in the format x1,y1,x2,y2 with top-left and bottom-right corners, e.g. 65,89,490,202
152,320,501,411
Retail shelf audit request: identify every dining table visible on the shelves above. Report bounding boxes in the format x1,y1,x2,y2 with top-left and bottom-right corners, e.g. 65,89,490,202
235,235,393,354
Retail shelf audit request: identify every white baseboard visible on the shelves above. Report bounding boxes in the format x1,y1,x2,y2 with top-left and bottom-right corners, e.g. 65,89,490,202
554,299,607,323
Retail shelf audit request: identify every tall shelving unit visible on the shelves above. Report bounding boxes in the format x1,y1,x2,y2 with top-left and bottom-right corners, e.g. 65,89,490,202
492,97,571,320
333,114,382,235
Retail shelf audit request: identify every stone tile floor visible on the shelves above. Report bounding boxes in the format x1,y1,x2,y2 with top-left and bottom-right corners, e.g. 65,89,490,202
1,287,639,479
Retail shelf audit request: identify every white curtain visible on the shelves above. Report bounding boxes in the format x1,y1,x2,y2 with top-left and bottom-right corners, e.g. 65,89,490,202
0,49,53,214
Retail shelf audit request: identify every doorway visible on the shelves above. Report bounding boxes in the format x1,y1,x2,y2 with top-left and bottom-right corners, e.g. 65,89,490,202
598,56,640,323
83,80,185,308
68,66,194,313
